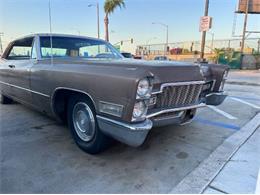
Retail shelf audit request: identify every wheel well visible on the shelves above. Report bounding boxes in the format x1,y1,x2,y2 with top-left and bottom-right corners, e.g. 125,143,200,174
52,89,95,123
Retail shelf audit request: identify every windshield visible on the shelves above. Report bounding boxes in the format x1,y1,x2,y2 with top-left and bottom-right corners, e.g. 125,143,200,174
40,36,123,59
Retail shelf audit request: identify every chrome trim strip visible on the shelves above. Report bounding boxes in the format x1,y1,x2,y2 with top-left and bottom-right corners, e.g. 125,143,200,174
0,81,50,98
152,80,205,95
97,115,153,131
152,111,184,121
205,91,228,97
146,103,206,118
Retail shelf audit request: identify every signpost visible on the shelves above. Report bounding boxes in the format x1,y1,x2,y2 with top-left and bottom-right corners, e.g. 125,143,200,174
200,0,212,61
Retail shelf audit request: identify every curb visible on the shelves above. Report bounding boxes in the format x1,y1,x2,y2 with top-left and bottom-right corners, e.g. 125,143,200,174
226,81,260,87
169,113,260,194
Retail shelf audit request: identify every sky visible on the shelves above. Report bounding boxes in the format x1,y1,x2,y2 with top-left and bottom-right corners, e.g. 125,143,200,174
0,0,259,52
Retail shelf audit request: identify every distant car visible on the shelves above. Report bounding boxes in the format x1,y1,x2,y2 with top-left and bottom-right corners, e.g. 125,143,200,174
154,56,170,61
133,55,143,60
121,52,133,58
0,33,229,154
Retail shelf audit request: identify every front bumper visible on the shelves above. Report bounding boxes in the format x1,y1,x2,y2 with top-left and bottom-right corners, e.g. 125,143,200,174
96,104,204,147
97,115,152,147
206,92,227,106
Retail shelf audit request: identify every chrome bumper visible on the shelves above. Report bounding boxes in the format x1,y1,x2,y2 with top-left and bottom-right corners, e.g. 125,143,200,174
206,92,227,106
97,115,152,147
97,103,207,147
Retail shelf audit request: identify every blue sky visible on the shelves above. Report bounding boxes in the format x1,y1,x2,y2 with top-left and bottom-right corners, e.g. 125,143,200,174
0,0,259,51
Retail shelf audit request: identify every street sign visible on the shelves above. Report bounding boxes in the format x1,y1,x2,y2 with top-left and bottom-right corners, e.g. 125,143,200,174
199,16,212,32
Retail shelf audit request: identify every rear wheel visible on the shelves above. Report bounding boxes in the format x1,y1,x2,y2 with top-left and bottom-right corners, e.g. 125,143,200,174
0,94,13,104
67,95,112,154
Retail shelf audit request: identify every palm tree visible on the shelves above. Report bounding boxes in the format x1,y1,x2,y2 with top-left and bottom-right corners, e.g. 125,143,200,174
104,0,125,42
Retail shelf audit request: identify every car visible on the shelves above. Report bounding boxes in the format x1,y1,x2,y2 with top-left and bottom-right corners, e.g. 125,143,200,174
121,52,134,58
154,55,170,61
0,34,229,154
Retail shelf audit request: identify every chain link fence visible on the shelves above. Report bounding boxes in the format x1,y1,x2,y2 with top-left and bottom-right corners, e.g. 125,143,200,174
136,38,260,56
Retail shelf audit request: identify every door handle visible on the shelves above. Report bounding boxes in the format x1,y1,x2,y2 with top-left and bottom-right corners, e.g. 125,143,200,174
8,64,15,68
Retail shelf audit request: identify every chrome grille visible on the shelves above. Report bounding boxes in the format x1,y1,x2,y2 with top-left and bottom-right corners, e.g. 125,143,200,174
155,84,203,109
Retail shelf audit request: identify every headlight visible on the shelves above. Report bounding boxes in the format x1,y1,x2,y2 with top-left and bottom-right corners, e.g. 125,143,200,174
137,78,152,98
132,101,147,120
200,65,209,76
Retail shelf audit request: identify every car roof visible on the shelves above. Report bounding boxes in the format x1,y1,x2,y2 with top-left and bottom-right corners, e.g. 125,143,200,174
11,33,105,43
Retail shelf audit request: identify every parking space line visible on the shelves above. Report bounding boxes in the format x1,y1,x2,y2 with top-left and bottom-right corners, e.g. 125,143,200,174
207,105,237,120
229,97,260,109
229,95,260,102
194,117,240,130
256,169,260,194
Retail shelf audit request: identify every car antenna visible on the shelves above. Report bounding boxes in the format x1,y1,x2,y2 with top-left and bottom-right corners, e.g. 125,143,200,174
48,0,53,65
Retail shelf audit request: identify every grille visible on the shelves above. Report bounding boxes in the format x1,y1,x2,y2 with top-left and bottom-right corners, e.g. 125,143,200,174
154,84,203,109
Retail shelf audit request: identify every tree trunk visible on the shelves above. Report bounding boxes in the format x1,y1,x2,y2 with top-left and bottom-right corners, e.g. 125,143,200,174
104,14,109,42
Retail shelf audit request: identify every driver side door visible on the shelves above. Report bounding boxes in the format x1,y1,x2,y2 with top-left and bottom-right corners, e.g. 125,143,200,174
4,37,36,105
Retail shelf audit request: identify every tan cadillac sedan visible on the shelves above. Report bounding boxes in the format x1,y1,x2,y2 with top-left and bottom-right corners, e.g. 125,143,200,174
0,34,229,154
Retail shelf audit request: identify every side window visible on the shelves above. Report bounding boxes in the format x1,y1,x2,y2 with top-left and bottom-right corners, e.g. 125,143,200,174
79,45,111,57
41,47,67,58
7,37,34,60
40,37,68,58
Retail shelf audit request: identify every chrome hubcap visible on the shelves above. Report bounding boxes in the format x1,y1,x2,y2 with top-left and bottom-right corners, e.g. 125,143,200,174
72,102,95,142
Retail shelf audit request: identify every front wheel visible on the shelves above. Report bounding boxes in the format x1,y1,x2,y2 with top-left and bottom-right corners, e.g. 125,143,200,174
67,95,112,154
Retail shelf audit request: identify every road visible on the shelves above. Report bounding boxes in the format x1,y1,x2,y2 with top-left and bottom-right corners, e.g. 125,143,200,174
0,78,260,193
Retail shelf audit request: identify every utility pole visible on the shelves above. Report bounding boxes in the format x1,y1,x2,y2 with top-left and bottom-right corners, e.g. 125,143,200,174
241,0,249,54
200,0,209,61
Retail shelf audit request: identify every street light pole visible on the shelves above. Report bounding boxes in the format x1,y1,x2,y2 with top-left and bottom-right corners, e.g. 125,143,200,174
88,2,100,39
152,22,168,56
97,2,100,39
200,0,209,61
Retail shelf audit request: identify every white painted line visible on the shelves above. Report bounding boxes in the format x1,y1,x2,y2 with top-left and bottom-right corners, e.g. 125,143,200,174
256,168,260,194
207,105,237,120
230,97,260,109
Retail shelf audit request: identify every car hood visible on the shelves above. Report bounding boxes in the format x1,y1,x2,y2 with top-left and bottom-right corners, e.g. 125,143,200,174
51,58,204,84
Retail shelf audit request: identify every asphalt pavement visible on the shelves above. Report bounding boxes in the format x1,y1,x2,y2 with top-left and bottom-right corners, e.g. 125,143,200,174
0,70,260,193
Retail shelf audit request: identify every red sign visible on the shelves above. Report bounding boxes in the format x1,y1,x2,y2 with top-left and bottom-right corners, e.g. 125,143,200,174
199,16,212,32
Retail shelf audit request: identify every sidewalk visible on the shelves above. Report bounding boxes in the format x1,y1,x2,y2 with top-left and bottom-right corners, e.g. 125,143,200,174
170,114,260,194
204,127,260,194
226,70,260,86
